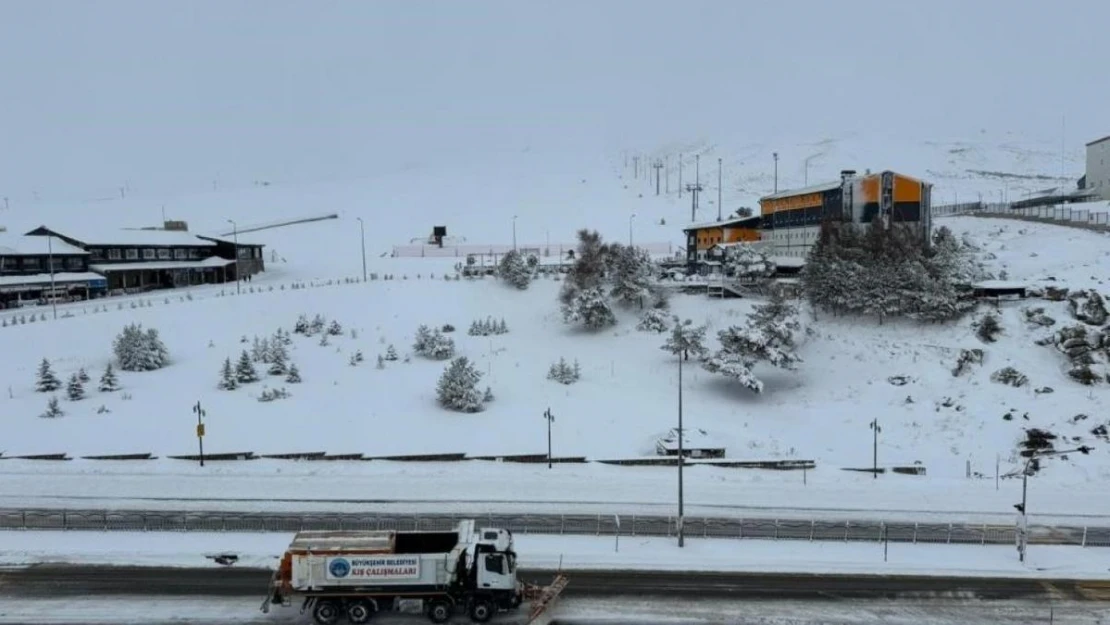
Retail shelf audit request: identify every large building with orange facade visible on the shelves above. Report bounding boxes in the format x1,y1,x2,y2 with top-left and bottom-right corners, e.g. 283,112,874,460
682,170,933,265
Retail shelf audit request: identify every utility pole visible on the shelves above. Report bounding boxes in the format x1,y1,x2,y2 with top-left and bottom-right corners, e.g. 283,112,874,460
678,154,683,198
356,217,367,281
47,235,57,320
193,401,206,467
773,152,779,193
685,182,703,222
543,408,554,469
511,215,518,251
629,213,636,246
227,219,241,294
677,349,685,548
870,418,881,479
633,156,640,179
717,158,723,221
665,157,670,194
653,161,663,195
695,155,700,211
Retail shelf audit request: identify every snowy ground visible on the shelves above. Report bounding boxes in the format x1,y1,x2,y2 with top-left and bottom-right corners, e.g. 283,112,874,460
2,146,1109,523
3,596,1106,625
3,531,1109,579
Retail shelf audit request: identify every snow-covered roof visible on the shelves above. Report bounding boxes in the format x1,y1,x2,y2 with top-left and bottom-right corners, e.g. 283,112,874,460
760,180,842,202
682,216,761,232
972,280,1027,290
0,271,105,288
90,257,234,272
770,256,806,268
195,234,266,247
0,235,88,256
28,225,217,247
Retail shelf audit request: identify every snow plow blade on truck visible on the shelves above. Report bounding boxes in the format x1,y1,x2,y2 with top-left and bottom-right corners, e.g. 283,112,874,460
261,521,568,624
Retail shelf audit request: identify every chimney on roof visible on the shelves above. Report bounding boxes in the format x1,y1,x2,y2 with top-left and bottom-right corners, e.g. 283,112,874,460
163,220,188,231
840,170,856,183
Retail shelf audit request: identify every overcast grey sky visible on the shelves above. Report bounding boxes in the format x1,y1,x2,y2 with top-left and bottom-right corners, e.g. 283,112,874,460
0,0,1106,200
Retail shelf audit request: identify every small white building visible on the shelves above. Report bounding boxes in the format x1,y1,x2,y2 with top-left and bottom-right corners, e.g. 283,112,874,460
655,428,726,459
1086,135,1110,201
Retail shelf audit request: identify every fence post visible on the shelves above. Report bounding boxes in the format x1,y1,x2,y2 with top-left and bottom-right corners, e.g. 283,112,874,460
844,521,849,542
879,522,884,543
1082,526,1088,548
774,519,780,540
947,523,952,544
738,519,743,540
21,511,26,531
560,515,565,535
913,523,918,544
103,512,108,531
63,511,67,531
982,523,986,545
596,514,601,536
703,518,707,538
631,515,636,537
810,520,815,541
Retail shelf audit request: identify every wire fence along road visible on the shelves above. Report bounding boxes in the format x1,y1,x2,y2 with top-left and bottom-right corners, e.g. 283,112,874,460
2,508,1109,548
932,202,1110,231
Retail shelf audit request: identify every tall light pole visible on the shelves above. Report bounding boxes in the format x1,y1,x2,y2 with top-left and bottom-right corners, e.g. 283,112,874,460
628,213,636,247
511,215,518,251
47,235,57,320
717,158,723,221
543,408,555,469
356,217,367,281
870,418,881,479
677,348,685,548
1015,445,1093,562
773,152,779,193
227,219,241,295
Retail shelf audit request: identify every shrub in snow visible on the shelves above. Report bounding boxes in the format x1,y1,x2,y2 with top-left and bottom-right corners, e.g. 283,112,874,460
66,374,85,401
483,386,494,403
702,292,802,393
976,314,1002,343
1067,289,1109,326
40,396,63,418
562,286,616,330
547,358,581,385
498,249,534,289
96,404,110,414
1044,286,1069,302
258,387,291,402
413,325,433,353
637,308,670,333
112,324,170,372
327,320,343,336
441,324,455,333
218,358,239,390
293,314,310,335
1067,364,1102,385
267,348,288,376
436,356,485,413
661,318,709,361
310,314,326,335
376,354,385,369
285,363,302,384
990,367,1028,388
235,350,259,384
426,330,455,360
318,333,330,347
251,336,269,362
1022,306,1056,327
35,358,61,392
951,349,984,377
77,368,90,384
350,328,359,339
724,245,775,282
98,364,120,392
385,344,399,361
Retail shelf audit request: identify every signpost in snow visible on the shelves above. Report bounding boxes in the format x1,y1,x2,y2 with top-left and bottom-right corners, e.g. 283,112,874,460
193,401,206,467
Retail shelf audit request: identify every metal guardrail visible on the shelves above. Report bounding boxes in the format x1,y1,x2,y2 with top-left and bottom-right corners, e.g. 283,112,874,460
2,508,1108,548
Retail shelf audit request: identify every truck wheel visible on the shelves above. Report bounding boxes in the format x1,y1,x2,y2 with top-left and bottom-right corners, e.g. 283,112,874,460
347,600,375,624
312,600,341,625
468,599,494,623
427,599,452,624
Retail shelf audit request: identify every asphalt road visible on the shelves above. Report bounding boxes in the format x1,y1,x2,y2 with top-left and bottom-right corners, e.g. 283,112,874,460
3,564,1109,602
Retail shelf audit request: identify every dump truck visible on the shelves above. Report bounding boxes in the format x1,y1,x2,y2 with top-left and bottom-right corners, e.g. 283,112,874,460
261,520,568,624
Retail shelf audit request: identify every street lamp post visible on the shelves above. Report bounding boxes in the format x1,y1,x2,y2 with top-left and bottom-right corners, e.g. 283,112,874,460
512,215,518,251
628,213,636,247
356,217,367,282
1015,445,1093,562
870,418,881,479
227,219,241,295
543,408,555,469
46,235,57,320
773,152,779,193
677,349,685,548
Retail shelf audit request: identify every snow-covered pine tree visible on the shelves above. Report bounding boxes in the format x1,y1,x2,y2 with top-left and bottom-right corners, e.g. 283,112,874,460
385,344,399,361
318,332,329,347
309,314,326,335
483,386,494,402
66,373,85,401
235,350,259,384
608,243,658,309
725,244,775,282
327,320,343,336
77,368,90,384
562,286,616,330
267,347,288,376
636,308,669,333
467,320,482,336
413,325,432,355
426,330,456,360
217,357,238,390
36,358,61,392
354,350,364,363
41,395,63,418
251,336,266,362
546,357,581,384
435,356,484,412
142,328,170,370
661,318,709,361
703,292,802,393
977,313,1002,343
113,324,169,372
497,249,533,289
497,318,508,334
558,229,612,324
294,314,310,334
285,363,302,384
98,363,120,392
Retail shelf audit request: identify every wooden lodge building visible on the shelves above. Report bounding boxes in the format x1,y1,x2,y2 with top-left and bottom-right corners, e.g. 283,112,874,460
0,222,264,307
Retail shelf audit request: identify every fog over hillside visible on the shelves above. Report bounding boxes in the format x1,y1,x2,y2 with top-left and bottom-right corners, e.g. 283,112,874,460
0,0,1107,205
